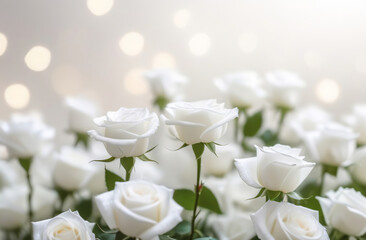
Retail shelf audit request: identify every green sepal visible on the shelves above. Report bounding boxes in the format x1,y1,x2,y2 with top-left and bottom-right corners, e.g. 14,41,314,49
173,143,189,151
120,157,135,177
266,190,282,201
18,157,32,172
137,154,158,163
204,142,217,157
248,188,266,200
90,156,115,163
243,110,263,137
105,167,124,191
154,96,169,111
146,145,158,153
74,131,90,148
192,143,205,160
322,164,338,177
287,192,310,201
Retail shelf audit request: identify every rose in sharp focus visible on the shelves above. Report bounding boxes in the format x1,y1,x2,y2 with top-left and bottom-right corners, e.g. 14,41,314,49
251,201,329,240
33,210,95,240
235,144,315,193
214,71,266,108
88,108,159,158
317,187,366,237
95,180,183,240
162,99,238,145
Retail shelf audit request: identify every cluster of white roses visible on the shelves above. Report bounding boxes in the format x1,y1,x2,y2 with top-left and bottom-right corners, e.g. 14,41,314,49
1,69,366,240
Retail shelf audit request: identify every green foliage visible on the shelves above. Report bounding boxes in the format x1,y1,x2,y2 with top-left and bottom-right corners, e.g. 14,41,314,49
90,156,115,163
120,157,135,181
204,142,216,156
259,129,278,146
74,132,90,148
243,111,263,137
75,198,93,220
192,143,205,160
322,164,338,177
154,96,169,111
105,167,124,191
137,154,157,163
18,157,32,172
174,143,189,151
173,189,195,210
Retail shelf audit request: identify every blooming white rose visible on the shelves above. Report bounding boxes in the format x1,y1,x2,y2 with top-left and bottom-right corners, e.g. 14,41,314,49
162,100,238,144
202,144,240,177
280,106,331,145
95,180,183,240
251,201,329,240
33,210,95,240
211,211,256,240
343,104,366,144
349,146,366,185
0,114,54,158
317,188,366,237
88,108,159,158
0,186,27,230
53,146,96,191
304,122,358,167
66,97,99,134
235,144,315,193
266,70,305,108
145,69,187,101
214,71,266,108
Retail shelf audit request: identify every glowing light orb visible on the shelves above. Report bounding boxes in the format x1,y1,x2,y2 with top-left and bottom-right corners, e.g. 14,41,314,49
119,32,144,56
316,79,340,103
0,33,7,56
152,52,176,69
24,46,51,72
87,0,114,16
4,84,30,109
173,9,191,28
189,33,211,56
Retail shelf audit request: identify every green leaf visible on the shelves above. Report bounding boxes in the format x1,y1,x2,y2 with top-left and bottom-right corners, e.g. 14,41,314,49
192,143,205,160
248,188,266,200
90,156,115,163
74,132,90,148
322,164,338,177
105,167,124,191
137,154,158,163
243,111,263,137
204,142,217,156
194,238,217,240
159,236,176,240
18,157,32,172
75,198,93,219
260,129,278,146
121,157,134,174
173,189,195,210
198,186,222,214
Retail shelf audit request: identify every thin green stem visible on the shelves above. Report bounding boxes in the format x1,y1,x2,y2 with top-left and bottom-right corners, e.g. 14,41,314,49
189,154,202,240
25,168,33,236
319,166,326,196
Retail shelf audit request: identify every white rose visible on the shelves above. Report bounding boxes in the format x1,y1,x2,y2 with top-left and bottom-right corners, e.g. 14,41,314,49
65,97,99,134
162,100,238,145
88,108,159,158
343,104,366,144
33,210,95,240
95,180,183,240
235,144,315,193
280,106,331,145
214,71,266,108
53,146,96,191
0,186,27,230
350,146,366,185
0,114,54,158
304,122,358,167
211,211,256,240
202,144,240,177
317,188,366,237
252,201,329,240
144,69,187,101
266,70,305,108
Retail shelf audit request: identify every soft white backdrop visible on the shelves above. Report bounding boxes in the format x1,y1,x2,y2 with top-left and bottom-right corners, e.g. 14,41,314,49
1,0,366,145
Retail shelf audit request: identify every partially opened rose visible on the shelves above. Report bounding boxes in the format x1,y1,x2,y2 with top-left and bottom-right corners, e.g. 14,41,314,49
0,114,54,158
214,71,266,108
162,100,238,144
235,144,315,193
33,210,95,240
95,180,183,240
251,201,329,240
317,188,366,237
304,122,358,166
88,108,159,158
266,70,305,108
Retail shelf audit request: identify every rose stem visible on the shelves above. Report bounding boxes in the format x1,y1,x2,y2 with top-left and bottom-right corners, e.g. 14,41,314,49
18,157,33,236
319,166,326,196
189,147,203,240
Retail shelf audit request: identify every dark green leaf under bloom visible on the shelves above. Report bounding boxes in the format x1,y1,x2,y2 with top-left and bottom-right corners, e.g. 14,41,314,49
243,110,263,137
105,167,124,191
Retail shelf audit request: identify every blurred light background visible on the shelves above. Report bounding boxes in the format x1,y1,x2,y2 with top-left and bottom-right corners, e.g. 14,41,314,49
0,0,366,144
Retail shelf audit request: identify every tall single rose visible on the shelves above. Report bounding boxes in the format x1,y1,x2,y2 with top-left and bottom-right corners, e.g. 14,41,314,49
52,146,96,191
0,114,54,158
145,69,187,101
266,70,305,108
65,97,99,134
88,108,159,158
235,144,315,193
317,188,366,237
214,71,266,108
304,122,358,166
162,100,238,144
95,180,183,240
33,210,95,240
251,201,329,240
